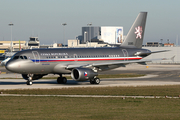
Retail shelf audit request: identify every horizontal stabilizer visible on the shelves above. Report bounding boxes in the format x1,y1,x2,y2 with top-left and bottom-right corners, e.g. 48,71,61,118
134,50,170,57
150,50,170,54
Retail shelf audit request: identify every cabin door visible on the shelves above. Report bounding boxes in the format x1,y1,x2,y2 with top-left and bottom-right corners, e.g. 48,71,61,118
122,49,128,61
74,54,78,61
32,51,40,64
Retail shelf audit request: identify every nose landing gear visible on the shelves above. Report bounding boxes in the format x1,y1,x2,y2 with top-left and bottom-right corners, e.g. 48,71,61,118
26,75,33,85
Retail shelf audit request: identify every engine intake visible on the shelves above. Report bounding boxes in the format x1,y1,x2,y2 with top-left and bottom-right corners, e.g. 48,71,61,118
71,68,98,81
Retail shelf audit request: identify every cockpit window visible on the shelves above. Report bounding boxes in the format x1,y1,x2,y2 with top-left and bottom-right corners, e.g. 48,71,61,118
24,56,27,59
13,56,19,59
20,56,23,59
13,55,28,60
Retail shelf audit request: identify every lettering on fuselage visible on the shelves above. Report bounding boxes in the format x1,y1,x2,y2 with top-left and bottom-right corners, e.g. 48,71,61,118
42,63,50,65
40,53,68,56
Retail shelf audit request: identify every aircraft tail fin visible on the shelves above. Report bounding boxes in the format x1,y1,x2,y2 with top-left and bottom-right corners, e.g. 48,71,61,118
121,12,147,48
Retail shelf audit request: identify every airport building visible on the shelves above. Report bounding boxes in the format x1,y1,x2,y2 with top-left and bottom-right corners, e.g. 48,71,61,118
69,26,124,47
0,41,27,51
0,37,41,52
28,37,40,48
101,26,123,44
82,26,101,43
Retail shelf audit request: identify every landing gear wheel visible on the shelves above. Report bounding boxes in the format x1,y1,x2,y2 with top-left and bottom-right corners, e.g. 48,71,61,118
94,78,100,84
62,77,67,84
57,77,67,84
26,76,33,85
26,80,32,85
90,79,95,84
57,77,62,84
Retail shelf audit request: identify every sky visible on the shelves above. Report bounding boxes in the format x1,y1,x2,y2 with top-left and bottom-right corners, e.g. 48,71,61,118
1,0,180,45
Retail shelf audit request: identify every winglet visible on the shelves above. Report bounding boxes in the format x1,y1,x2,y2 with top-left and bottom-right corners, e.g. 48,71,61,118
171,55,175,62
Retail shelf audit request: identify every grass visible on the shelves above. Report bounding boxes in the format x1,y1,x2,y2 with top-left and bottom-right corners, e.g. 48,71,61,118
0,97,180,120
1,85,180,97
1,85,180,119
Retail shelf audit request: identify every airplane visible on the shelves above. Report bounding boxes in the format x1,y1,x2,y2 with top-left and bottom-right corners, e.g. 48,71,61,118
5,12,167,85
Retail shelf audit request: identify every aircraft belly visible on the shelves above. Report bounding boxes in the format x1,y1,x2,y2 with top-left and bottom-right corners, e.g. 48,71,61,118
22,64,51,74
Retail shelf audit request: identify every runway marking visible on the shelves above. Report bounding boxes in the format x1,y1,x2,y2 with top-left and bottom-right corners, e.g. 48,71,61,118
0,94,179,99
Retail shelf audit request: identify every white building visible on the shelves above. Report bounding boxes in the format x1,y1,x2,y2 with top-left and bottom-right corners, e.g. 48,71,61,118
101,26,123,44
68,39,108,48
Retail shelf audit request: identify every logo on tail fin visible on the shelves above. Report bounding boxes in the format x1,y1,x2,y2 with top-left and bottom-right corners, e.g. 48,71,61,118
135,26,143,39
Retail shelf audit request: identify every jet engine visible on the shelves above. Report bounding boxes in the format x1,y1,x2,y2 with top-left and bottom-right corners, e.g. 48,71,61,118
71,68,98,81
22,74,45,80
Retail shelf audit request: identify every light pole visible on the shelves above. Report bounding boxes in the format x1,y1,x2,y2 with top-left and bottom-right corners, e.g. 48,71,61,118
62,23,67,47
160,39,163,46
9,23,13,53
87,23,92,47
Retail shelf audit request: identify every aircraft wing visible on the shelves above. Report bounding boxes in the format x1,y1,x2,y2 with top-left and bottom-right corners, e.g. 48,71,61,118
66,60,148,69
91,57,173,67
91,59,150,67
66,57,171,69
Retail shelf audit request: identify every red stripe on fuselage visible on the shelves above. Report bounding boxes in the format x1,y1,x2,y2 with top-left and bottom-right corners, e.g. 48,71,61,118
40,57,142,62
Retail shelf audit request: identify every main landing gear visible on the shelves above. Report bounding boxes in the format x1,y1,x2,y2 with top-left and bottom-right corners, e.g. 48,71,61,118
90,77,100,84
57,74,67,84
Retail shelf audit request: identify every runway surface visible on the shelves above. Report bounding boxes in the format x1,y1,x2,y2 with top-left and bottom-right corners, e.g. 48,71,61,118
0,64,180,90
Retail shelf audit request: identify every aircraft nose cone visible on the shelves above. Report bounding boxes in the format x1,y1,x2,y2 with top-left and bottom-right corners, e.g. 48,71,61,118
5,61,16,72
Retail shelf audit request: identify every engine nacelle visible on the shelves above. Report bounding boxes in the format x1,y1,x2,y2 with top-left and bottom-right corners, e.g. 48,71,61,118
22,74,45,80
71,68,98,81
